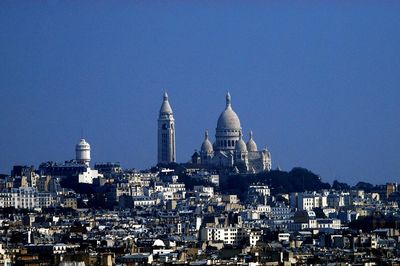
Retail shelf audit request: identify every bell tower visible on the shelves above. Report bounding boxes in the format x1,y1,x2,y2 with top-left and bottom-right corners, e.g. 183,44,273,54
158,92,176,164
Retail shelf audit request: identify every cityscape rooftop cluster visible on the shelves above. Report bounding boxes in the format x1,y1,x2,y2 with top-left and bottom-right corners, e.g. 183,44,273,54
0,93,399,266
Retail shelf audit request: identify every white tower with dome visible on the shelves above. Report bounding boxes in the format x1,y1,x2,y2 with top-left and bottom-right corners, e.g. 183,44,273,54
74,138,103,184
76,138,91,166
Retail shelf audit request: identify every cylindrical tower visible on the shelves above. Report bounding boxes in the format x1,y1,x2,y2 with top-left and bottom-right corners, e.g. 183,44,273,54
76,138,91,166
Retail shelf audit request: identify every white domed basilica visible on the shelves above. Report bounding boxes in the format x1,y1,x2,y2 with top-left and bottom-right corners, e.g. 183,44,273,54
194,93,272,173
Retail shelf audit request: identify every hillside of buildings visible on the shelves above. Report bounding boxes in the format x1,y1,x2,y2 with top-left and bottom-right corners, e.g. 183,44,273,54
1,162,400,265
173,166,332,200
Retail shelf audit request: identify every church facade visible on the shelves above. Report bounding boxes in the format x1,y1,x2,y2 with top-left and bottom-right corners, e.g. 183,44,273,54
194,93,272,173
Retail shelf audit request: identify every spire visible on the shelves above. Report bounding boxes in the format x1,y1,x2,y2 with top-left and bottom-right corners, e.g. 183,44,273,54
226,92,231,108
249,130,253,140
159,91,173,115
205,130,209,140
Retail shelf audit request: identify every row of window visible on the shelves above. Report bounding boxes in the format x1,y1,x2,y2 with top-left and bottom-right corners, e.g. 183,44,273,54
219,129,240,133
217,139,238,148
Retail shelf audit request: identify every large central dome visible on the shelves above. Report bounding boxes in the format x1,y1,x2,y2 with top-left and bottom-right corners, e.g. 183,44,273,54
214,93,242,152
216,93,241,130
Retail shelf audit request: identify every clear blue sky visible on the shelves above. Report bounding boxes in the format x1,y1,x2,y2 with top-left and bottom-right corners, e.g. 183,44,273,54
1,1,399,185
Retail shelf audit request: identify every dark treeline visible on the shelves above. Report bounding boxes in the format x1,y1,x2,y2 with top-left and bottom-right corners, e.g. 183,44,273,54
219,167,331,199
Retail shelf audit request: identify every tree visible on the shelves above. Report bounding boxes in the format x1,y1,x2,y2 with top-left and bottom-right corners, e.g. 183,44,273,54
332,180,351,191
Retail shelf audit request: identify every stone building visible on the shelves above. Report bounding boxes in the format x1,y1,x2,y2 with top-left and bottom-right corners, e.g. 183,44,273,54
197,93,272,173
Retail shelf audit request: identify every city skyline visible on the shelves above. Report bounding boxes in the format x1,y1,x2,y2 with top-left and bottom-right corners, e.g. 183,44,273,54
1,2,400,184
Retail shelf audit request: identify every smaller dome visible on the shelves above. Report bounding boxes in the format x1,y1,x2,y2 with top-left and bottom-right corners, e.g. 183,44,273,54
235,133,247,152
159,92,173,115
246,130,258,152
201,131,213,153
